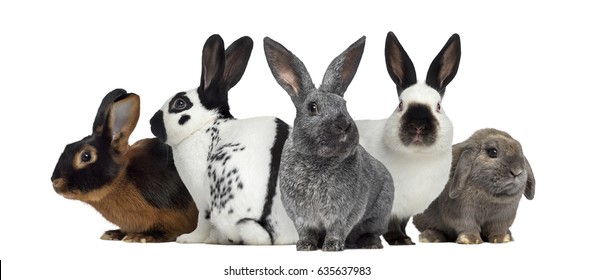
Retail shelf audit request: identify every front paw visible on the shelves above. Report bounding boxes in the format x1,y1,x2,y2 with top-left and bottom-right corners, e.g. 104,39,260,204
322,238,345,252
383,232,415,245
296,239,318,251
487,232,513,243
456,233,483,244
418,229,447,243
356,234,383,249
101,229,126,241
176,230,206,244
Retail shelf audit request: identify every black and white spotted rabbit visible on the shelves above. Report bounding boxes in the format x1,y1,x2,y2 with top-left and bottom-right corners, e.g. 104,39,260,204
150,34,298,245
51,89,198,242
356,32,461,245
413,128,535,244
264,36,394,251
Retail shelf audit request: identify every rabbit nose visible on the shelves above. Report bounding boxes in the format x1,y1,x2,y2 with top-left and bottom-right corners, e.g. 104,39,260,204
510,168,523,177
52,178,65,192
408,123,426,133
334,116,351,132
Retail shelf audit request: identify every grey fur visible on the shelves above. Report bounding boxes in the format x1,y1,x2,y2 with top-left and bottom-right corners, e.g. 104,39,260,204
412,128,535,244
264,36,395,251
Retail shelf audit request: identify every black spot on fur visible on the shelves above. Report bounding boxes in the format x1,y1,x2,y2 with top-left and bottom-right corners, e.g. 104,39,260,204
399,103,438,146
178,115,191,125
150,110,167,142
205,209,211,220
198,87,234,119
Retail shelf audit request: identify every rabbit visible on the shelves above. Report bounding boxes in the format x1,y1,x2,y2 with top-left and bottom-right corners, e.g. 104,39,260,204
355,32,461,245
264,36,395,251
150,34,298,245
412,128,536,244
51,88,198,242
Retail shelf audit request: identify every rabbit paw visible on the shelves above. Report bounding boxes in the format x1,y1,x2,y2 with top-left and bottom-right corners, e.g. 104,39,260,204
322,238,345,252
176,230,206,244
356,234,383,249
383,231,415,245
101,229,126,241
418,229,447,243
487,233,513,243
456,233,483,244
296,239,318,251
122,231,173,243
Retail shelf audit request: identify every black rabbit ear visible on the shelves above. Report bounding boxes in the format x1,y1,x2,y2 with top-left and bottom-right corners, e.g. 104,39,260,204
264,37,315,105
449,143,474,199
222,36,253,91
523,157,535,200
385,32,417,95
426,34,461,97
200,34,226,93
320,36,366,97
93,88,129,135
104,93,140,154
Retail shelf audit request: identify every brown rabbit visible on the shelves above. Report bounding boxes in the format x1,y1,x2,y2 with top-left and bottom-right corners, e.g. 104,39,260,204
412,128,535,244
51,89,198,242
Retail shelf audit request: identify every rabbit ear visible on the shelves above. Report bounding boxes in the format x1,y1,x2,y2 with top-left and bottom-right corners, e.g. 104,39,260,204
222,36,253,91
449,143,474,199
264,37,315,105
93,89,129,134
426,34,461,97
320,36,366,97
104,93,140,154
523,157,536,200
385,32,417,95
200,34,226,93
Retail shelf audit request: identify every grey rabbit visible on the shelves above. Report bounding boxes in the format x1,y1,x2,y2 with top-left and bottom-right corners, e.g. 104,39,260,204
412,128,535,244
264,36,395,251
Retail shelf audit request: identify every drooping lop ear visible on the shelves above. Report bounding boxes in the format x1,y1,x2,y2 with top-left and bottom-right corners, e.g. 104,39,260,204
264,36,315,106
200,34,226,93
93,88,129,134
523,157,535,200
449,142,475,199
320,36,366,97
104,93,140,154
222,36,253,91
426,33,461,97
385,32,417,95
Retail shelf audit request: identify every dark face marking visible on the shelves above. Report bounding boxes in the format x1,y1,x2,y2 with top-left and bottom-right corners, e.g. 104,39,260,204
150,110,167,142
399,103,438,146
178,115,191,125
168,92,194,114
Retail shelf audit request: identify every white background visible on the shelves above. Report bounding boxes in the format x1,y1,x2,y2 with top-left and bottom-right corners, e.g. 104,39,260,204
1,0,592,279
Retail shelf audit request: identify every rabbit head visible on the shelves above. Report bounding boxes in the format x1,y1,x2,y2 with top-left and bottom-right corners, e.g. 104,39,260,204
51,89,140,201
264,36,365,158
150,34,253,146
449,128,535,200
384,32,460,153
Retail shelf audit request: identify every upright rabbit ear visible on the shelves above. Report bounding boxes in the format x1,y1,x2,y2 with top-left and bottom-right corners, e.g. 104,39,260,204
523,157,536,200
385,32,417,95
264,37,315,105
93,88,129,135
320,36,366,97
200,34,226,93
426,34,461,97
104,93,140,154
222,36,253,91
449,142,475,199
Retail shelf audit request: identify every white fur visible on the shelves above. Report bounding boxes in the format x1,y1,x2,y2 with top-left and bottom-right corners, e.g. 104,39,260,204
356,83,453,218
159,88,298,245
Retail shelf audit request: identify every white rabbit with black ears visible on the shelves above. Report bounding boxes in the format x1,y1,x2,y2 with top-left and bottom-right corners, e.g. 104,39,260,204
264,36,394,251
150,34,298,245
356,32,461,245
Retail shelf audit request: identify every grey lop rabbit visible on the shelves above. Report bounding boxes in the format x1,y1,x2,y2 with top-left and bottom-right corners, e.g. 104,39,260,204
264,36,395,251
412,128,535,244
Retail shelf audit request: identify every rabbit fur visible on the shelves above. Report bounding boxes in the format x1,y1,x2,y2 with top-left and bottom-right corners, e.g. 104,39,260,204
356,32,461,245
264,36,394,251
51,89,198,242
412,128,535,244
150,35,298,245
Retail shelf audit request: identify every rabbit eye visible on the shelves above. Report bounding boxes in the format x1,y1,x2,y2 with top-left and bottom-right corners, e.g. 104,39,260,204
398,100,404,111
173,98,187,110
487,148,498,158
437,102,441,113
308,102,319,116
81,151,92,163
